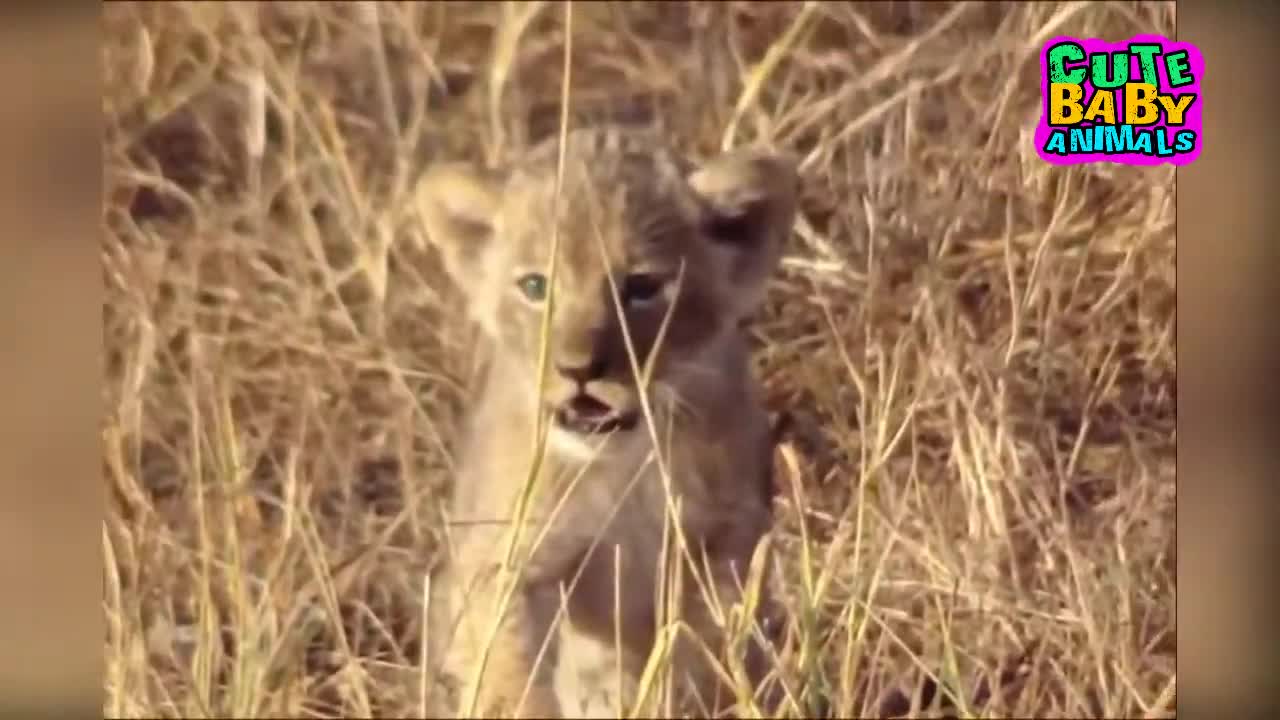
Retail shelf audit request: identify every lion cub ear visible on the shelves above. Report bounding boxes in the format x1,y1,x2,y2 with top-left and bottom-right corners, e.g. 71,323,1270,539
415,163,504,288
687,148,798,318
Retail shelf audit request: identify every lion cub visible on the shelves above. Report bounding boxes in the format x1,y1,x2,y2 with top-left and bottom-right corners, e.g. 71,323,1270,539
418,126,797,719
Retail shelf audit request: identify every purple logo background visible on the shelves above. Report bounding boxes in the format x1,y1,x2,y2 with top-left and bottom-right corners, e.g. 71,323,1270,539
1035,34,1202,167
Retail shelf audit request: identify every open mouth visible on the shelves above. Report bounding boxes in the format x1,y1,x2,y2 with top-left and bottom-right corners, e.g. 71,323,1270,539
553,394,638,435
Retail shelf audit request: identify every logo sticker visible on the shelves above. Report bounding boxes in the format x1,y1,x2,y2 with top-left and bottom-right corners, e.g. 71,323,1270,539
1035,34,1202,166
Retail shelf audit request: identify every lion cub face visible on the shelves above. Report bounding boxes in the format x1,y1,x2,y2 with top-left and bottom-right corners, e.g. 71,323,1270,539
418,128,796,458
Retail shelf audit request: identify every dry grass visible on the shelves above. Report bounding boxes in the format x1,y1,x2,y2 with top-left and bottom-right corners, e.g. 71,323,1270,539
101,2,1176,718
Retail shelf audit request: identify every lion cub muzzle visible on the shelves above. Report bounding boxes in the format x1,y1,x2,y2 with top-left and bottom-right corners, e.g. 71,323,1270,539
553,394,638,435
550,341,642,437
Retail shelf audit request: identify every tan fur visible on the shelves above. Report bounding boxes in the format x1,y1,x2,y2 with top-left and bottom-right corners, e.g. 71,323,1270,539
418,126,796,719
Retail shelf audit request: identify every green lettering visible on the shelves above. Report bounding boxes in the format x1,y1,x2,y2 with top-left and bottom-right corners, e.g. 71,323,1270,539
1090,51,1129,89
1048,42,1086,85
1165,50,1194,88
1129,43,1162,87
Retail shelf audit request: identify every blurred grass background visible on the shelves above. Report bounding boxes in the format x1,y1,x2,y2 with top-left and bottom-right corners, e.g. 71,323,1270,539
99,2,1179,717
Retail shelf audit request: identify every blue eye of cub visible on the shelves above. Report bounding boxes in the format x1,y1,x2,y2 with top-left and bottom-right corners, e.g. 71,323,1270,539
623,274,664,304
516,273,548,302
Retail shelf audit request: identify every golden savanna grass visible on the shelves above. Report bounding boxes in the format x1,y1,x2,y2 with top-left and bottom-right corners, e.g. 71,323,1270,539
102,2,1176,717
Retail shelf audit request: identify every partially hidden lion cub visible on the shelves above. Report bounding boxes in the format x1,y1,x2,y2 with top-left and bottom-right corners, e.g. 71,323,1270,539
417,126,797,719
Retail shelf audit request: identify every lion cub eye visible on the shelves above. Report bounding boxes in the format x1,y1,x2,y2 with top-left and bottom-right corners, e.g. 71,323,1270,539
622,274,664,306
516,273,549,302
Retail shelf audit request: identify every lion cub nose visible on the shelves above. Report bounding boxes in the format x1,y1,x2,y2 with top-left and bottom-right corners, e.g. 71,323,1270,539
556,353,607,385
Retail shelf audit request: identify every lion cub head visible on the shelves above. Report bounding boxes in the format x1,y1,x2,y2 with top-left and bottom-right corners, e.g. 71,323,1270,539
417,127,796,458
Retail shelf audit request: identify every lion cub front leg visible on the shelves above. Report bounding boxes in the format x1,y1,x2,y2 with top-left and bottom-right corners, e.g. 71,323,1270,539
450,563,564,719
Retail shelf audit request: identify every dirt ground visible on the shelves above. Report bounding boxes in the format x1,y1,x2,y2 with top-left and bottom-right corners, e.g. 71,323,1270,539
102,2,1176,717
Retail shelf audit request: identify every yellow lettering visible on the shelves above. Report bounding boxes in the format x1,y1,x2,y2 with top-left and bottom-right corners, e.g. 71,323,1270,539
1125,83,1159,125
1156,94,1195,125
1049,83,1084,125
1082,90,1117,125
